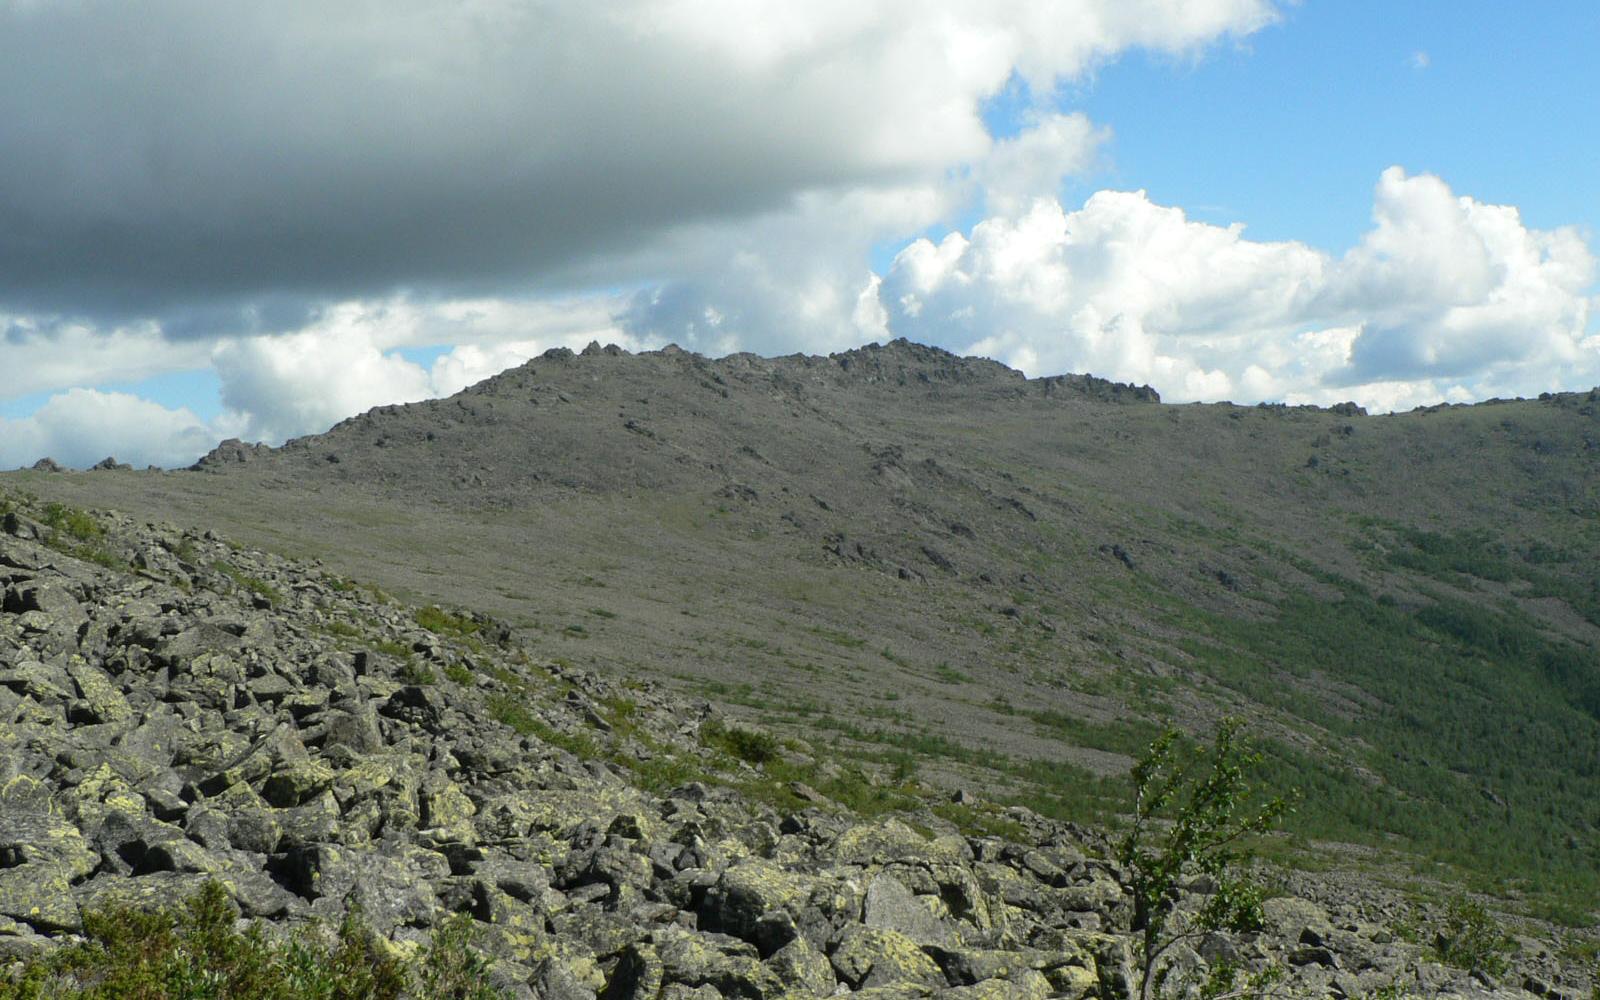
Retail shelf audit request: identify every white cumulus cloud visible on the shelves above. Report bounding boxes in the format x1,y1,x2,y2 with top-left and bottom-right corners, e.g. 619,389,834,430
876,168,1598,407
0,390,235,470
1325,167,1596,386
0,320,213,401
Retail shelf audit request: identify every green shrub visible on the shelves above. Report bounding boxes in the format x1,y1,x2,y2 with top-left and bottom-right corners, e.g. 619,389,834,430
1118,719,1292,1000
28,502,129,572
1434,897,1515,976
40,502,102,542
0,881,483,1000
700,718,780,765
415,914,502,1000
400,660,438,686
373,639,414,659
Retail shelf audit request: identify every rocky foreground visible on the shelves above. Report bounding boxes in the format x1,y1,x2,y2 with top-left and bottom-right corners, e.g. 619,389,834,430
0,493,1582,998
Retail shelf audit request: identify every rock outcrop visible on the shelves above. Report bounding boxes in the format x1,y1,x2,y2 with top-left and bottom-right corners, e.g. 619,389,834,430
0,492,1578,998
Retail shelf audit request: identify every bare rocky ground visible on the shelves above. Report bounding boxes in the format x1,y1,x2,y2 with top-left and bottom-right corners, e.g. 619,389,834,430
0,492,1583,998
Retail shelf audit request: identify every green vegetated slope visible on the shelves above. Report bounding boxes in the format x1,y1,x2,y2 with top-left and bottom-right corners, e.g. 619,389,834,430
10,340,1600,916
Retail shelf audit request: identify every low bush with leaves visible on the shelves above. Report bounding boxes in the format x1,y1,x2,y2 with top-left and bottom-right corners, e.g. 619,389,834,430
1434,896,1516,977
1117,718,1293,1000
699,718,780,765
39,502,102,543
0,882,503,1000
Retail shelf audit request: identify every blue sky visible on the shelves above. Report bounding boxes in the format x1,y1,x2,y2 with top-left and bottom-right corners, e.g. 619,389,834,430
1058,2,1599,249
1,1,1596,467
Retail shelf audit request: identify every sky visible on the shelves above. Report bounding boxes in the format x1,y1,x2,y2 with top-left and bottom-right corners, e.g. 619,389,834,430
2,0,1597,469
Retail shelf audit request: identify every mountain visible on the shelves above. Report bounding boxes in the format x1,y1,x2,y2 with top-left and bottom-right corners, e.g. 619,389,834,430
9,339,1600,923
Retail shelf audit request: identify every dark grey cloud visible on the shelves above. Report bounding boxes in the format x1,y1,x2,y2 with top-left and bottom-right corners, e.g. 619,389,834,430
0,0,1285,333
0,1,970,327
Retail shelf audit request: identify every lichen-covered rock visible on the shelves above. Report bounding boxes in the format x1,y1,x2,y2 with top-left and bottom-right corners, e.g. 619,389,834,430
0,866,80,934
702,859,810,942
863,872,957,946
829,925,946,991
766,933,837,995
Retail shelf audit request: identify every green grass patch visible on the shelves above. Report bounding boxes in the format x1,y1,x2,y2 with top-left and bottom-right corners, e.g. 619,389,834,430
486,694,599,759
319,620,364,641
213,560,284,605
933,801,1029,841
811,715,1126,824
1029,711,1162,757
373,638,413,659
1386,526,1518,583
808,626,867,649
415,606,482,638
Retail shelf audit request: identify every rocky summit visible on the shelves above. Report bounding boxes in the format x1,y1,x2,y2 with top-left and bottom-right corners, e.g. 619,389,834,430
0,493,1587,998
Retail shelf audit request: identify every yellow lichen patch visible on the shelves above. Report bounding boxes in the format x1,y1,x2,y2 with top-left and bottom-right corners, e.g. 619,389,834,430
65,763,144,830
719,858,809,915
421,780,477,830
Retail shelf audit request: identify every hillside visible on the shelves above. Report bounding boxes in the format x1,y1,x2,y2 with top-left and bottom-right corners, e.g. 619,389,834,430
0,489,1584,999
9,339,1600,920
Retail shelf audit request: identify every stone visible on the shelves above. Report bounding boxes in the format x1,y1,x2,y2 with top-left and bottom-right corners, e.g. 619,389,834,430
654,925,781,997
323,706,384,752
864,872,957,946
532,960,599,1000
830,925,946,991
261,759,337,808
65,659,132,722
767,933,838,995
1264,896,1335,950
0,866,81,933
601,943,664,1000
702,859,808,942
